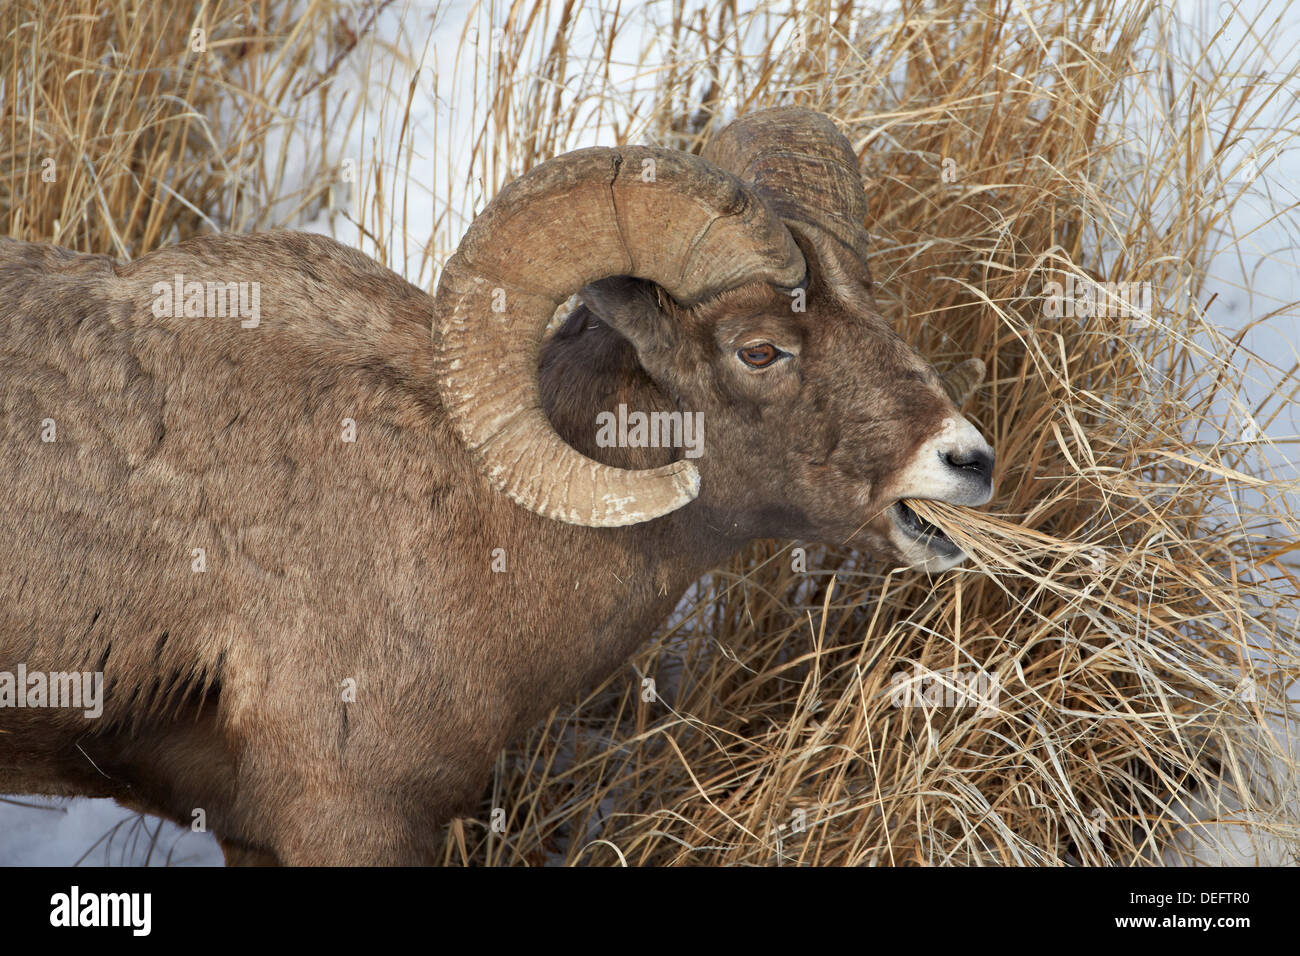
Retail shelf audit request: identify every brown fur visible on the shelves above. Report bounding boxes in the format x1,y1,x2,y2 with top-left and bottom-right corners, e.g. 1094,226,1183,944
0,228,961,864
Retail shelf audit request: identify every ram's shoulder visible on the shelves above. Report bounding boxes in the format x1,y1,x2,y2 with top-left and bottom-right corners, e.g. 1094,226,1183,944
0,231,449,462
123,230,429,326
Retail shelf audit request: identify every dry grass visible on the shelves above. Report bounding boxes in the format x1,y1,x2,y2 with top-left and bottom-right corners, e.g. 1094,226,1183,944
431,0,1300,867
3,0,1298,865
0,0,371,253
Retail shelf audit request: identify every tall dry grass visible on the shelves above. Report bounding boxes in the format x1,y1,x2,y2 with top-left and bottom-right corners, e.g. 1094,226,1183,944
3,0,1297,865
0,0,369,253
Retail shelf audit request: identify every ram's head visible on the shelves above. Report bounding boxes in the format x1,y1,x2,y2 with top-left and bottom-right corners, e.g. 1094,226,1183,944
434,108,994,571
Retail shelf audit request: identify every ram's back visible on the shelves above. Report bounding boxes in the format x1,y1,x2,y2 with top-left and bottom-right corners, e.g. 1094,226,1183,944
0,232,471,744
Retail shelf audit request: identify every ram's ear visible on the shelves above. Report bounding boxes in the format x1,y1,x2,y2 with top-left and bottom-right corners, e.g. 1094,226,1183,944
579,277,677,354
941,357,986,406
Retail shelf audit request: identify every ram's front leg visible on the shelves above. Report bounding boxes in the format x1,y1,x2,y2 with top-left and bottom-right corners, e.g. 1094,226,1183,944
267,793,444,866
218,838,280,867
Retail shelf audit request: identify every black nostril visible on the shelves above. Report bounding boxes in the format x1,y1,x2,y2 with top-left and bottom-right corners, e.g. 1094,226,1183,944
944,448,994,481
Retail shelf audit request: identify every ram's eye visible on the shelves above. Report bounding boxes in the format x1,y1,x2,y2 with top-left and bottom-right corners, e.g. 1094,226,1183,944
738,344,780,368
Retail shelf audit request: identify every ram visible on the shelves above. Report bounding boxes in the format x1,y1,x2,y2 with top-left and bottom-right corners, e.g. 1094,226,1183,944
0,108,994,865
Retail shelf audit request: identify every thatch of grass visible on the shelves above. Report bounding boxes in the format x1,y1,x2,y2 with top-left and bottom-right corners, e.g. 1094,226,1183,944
3,0,1297,866
0,0,369,253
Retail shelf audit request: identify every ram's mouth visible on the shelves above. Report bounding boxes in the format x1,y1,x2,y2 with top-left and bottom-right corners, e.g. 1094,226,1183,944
890,500,962,557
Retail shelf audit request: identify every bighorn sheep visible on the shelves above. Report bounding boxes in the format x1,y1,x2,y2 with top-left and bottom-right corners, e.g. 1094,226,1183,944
0,108,994,865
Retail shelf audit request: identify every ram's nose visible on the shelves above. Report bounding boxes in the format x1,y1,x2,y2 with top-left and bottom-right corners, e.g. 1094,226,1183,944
937,434,995,505
889,413,996,507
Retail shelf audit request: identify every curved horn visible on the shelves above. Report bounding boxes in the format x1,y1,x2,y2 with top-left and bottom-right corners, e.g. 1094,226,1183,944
703,108,872,285
434,146,805,527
